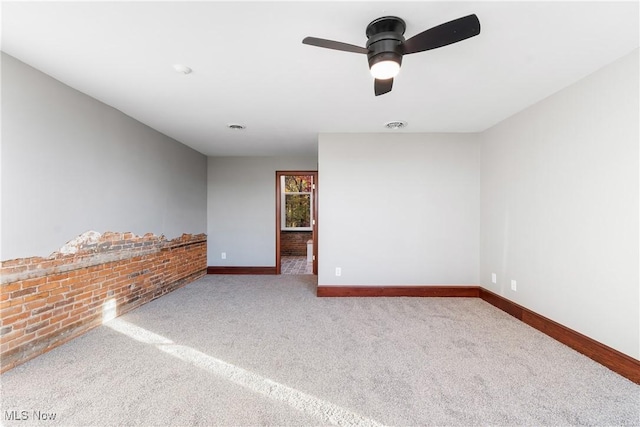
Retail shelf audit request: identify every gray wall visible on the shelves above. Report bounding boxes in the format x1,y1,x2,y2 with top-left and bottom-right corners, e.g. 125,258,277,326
480,49,639,359
318,133,480,286
1,53,207,260
207,156,318,266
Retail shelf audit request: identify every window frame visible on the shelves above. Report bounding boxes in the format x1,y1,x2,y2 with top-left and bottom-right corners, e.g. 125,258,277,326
281,175,313,231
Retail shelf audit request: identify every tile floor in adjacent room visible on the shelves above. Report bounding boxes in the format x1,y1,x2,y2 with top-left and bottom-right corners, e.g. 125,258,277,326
281,256,313,275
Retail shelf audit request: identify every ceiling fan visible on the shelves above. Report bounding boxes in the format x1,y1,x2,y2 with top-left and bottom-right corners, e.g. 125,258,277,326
302,14,480,96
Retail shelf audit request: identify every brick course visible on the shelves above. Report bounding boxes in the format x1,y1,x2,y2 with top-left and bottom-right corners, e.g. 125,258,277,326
280,231,312,256
0,231,206,373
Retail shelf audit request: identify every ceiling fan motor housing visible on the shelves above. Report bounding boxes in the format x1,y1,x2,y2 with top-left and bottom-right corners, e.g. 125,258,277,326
365,16,406,71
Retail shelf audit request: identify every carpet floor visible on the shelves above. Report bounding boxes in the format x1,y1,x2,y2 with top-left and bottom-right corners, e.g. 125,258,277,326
1,275,638,426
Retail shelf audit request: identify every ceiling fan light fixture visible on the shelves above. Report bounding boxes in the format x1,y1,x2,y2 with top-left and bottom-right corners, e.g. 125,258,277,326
370,59,400,80
302,13,480,96
368,50,402,80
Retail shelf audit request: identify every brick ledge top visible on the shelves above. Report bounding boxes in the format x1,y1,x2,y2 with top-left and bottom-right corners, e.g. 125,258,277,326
1,231,207,284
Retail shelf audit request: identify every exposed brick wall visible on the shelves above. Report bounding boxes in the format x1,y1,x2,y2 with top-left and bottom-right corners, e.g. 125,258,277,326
0,231,206,373
280,231,312,256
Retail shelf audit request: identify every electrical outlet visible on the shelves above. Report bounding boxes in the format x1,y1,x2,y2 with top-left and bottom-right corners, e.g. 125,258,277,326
221,252,226,259
335,267,341,277
491,273,497,284
511,280,517,291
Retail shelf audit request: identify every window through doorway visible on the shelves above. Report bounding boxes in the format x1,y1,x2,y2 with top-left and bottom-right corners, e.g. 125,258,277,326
276,171,317,275
281,175,313,231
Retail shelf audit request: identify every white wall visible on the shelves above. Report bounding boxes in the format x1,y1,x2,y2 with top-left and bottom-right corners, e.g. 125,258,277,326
1,53,207,260
480,49,639,359
207,156,317,266
318,133,480,286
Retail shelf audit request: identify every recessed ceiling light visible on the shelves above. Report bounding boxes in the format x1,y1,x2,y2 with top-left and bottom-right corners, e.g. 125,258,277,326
227,124,246,130
384,120,407,129
173,64,192,74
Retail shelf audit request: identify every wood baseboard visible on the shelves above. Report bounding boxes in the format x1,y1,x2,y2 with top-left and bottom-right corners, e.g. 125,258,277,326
207,266,276,275
479,288,640,384
317,286,480,297
315,284,639,384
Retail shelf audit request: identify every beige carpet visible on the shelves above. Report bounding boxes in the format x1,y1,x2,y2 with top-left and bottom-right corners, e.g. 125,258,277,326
1,274,638,426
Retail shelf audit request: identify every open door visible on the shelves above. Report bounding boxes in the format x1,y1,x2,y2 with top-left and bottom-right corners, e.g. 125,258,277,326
276,171,318,275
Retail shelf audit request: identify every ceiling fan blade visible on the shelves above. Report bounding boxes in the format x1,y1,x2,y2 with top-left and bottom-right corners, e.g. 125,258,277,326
403,14,480,55
374,78,393,96
302,37,369,54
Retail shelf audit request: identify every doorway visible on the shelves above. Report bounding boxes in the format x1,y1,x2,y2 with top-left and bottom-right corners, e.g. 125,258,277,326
276,171,318,275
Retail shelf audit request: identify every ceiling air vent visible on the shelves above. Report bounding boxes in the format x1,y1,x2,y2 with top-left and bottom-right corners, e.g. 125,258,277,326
384,120,407,130
227,124,246,130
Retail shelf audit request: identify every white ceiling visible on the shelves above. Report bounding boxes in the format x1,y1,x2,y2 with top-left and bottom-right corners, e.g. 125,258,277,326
2,1,638,157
